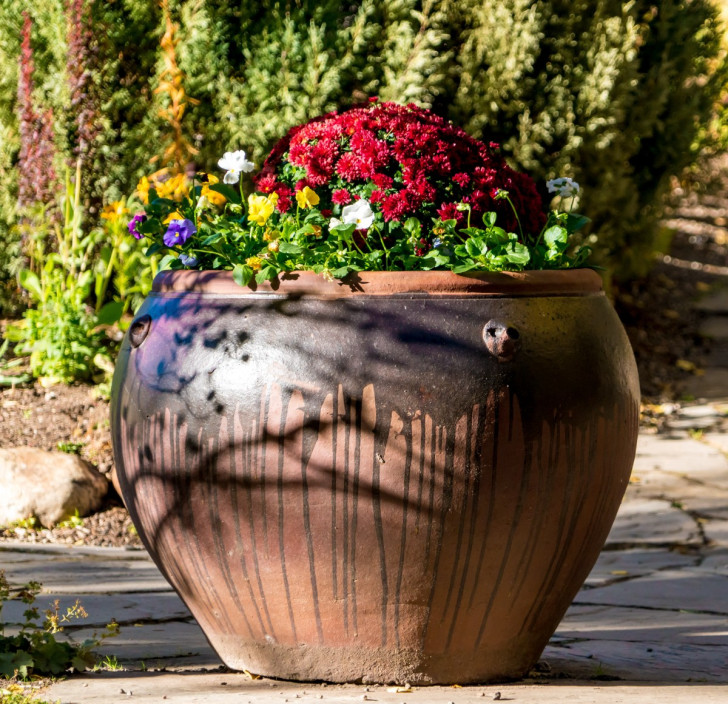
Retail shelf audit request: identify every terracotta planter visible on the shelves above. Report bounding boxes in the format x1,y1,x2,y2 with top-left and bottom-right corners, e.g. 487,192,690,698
110,269,639,684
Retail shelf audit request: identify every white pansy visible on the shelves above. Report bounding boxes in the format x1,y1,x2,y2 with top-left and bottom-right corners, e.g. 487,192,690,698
329,217,343,230
546,177,580,198
341,199,375,230
218,150,255,185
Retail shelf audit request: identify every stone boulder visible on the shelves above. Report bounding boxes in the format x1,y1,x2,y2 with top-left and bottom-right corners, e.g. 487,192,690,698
0,447,108,528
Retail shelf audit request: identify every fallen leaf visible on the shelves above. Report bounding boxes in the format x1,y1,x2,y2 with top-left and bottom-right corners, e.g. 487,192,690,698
676,359,697,372
243,669,260,680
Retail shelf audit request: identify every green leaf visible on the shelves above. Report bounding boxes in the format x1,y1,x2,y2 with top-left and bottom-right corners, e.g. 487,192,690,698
201,232,223,246
331,266,352,278
95,301,123,326
18,270,42,302
145,242,163,257
484,211,497,227
331,223,356,238
565,213,591,233
71,650,96,672
0,651,17,678
419,251,450,269
465,238,483,257
232,264,253,287
486,227,509,245
505,242,531,266
452,261,477,274
403,217,421,236
255,266,278,284
158,254,178,271
544,226,568,248
208,183,241,205
278,242,303,254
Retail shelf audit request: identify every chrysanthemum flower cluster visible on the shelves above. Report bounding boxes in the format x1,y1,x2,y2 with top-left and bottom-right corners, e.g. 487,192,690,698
256,100,545,245
127,101,591,285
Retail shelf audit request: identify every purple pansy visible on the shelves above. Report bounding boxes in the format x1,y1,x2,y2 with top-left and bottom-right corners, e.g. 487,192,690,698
163,219,197,247
127,213,147,240
179,253,199,267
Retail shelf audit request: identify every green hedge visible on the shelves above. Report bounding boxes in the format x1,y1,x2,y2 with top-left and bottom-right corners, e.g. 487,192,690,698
0,0,723,314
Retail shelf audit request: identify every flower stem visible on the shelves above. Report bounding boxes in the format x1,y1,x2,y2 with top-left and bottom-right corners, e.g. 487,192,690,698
375,226,390,267
504,194,525,242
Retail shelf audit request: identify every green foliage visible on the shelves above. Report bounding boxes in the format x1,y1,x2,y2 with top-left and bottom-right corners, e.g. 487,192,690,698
450,0,725,280
0,570,119,680
0,683,56,704
0,339,30,387
4,167,122,385
137,175,590,284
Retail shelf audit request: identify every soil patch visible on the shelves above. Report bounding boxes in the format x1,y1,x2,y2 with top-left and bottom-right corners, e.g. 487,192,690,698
0,383,141,548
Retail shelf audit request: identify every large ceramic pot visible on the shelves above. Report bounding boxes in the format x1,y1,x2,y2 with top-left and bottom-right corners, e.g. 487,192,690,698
110,269,639,684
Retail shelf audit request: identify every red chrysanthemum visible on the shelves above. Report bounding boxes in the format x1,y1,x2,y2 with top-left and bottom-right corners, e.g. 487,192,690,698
332,188,352,205
254,101,545,240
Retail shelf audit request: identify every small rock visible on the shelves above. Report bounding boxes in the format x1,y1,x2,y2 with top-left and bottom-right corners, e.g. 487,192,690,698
678,404,720,418
0,447,108,527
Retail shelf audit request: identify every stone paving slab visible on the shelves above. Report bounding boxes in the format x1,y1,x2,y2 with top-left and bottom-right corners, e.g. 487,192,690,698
72,620,217,665
583,549,698,587
604,498,702,546
2,591,191,627
700,431,728,454
572,568,728,613
45,673,728,704
556,604,728,645
697,547,728,575
0,554,170,593
544,639,728,682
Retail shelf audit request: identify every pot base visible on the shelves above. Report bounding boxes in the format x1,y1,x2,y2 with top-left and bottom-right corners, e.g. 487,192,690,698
211,634,538,684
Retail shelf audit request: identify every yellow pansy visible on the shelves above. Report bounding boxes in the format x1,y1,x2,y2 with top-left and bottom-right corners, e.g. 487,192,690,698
296,186,319,209
136,176,152,204
246,256,265,271
200,173,226,207
248,192,279,226
156,173,188,201
100,200,129,222
163,211,184,224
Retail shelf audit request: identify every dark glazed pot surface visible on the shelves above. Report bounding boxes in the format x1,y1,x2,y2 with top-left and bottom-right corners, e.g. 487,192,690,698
111,269,639,684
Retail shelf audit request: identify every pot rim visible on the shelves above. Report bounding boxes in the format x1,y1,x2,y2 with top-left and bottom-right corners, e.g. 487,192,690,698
151,268,603,298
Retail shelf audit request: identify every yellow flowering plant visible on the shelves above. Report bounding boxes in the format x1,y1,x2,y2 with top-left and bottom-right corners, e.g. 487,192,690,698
127,152,350,286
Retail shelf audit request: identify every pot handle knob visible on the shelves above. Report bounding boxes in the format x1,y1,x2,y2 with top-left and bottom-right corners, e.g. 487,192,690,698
129,315,152,349
483,320,520,362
